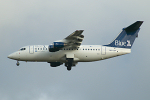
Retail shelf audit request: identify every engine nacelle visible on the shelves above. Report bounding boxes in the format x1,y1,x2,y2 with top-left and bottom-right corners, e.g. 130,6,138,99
49,42,65,52
50,62,63,67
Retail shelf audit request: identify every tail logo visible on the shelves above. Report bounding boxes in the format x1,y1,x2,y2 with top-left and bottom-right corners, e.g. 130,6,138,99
127,40,131,46
115,40,131,47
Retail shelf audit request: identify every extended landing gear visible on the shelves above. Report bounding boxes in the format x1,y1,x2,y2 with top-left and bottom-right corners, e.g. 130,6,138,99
66,63,72,71
16,61,20,66
65,58,73,71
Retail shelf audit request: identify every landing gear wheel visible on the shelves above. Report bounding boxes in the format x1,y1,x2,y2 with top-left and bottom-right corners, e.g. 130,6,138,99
16,61,20,66
65,58,73,71
67,66,72,71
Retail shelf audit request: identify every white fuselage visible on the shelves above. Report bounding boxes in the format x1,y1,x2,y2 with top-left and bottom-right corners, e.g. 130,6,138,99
8,45,131,63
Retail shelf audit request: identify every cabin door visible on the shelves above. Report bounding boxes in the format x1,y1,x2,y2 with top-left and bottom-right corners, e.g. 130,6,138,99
29,46,34,54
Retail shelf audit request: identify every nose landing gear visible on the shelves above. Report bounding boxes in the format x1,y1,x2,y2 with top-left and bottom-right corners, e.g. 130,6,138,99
16,61,20,66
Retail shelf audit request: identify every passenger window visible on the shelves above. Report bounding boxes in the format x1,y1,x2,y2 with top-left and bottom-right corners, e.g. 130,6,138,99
91,49,92,50
43,48,46,50
41,48,42,50
93,49,95,50
35,48,37,52
38,48,39,50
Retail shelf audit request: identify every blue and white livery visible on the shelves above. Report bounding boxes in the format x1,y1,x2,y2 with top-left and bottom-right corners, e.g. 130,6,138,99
8,21,143,71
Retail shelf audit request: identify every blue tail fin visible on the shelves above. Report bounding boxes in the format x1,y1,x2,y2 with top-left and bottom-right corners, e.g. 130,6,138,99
104,21,143,49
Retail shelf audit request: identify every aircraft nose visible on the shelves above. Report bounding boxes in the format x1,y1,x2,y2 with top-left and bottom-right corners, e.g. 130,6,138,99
7,53,14,59
8,52,20,60
7,52,17,59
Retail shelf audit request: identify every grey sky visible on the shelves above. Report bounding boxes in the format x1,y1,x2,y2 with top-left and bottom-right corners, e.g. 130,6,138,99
0,0,150,100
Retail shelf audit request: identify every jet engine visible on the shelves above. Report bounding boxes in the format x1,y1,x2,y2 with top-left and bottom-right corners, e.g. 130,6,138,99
49,42,66,52
49,62,63,67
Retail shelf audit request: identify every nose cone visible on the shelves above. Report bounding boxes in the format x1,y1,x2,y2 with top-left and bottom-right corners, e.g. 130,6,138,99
8,52,18,60
8,53,14,59
8,52,20,60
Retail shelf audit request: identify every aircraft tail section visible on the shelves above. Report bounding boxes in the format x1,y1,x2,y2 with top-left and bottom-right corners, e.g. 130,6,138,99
104,21,143,49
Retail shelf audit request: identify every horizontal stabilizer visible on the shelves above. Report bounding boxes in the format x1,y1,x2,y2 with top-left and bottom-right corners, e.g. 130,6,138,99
125,21,143,31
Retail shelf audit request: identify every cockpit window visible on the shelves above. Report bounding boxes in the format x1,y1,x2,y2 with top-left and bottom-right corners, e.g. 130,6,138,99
19,48,26,51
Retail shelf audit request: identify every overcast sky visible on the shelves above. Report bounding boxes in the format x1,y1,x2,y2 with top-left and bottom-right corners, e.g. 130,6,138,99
0,0,150,100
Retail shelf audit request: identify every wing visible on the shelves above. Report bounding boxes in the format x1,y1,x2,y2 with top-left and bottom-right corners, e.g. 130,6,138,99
49,30,84,52
64,30,84,48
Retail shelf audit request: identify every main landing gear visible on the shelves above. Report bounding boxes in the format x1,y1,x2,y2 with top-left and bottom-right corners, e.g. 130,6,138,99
16,61,20,66
65,58,73,71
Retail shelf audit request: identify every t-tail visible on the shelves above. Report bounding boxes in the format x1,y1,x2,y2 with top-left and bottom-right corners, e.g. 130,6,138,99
104,21,143,49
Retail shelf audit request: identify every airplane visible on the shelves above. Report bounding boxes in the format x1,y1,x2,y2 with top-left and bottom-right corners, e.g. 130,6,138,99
8,21,143,71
